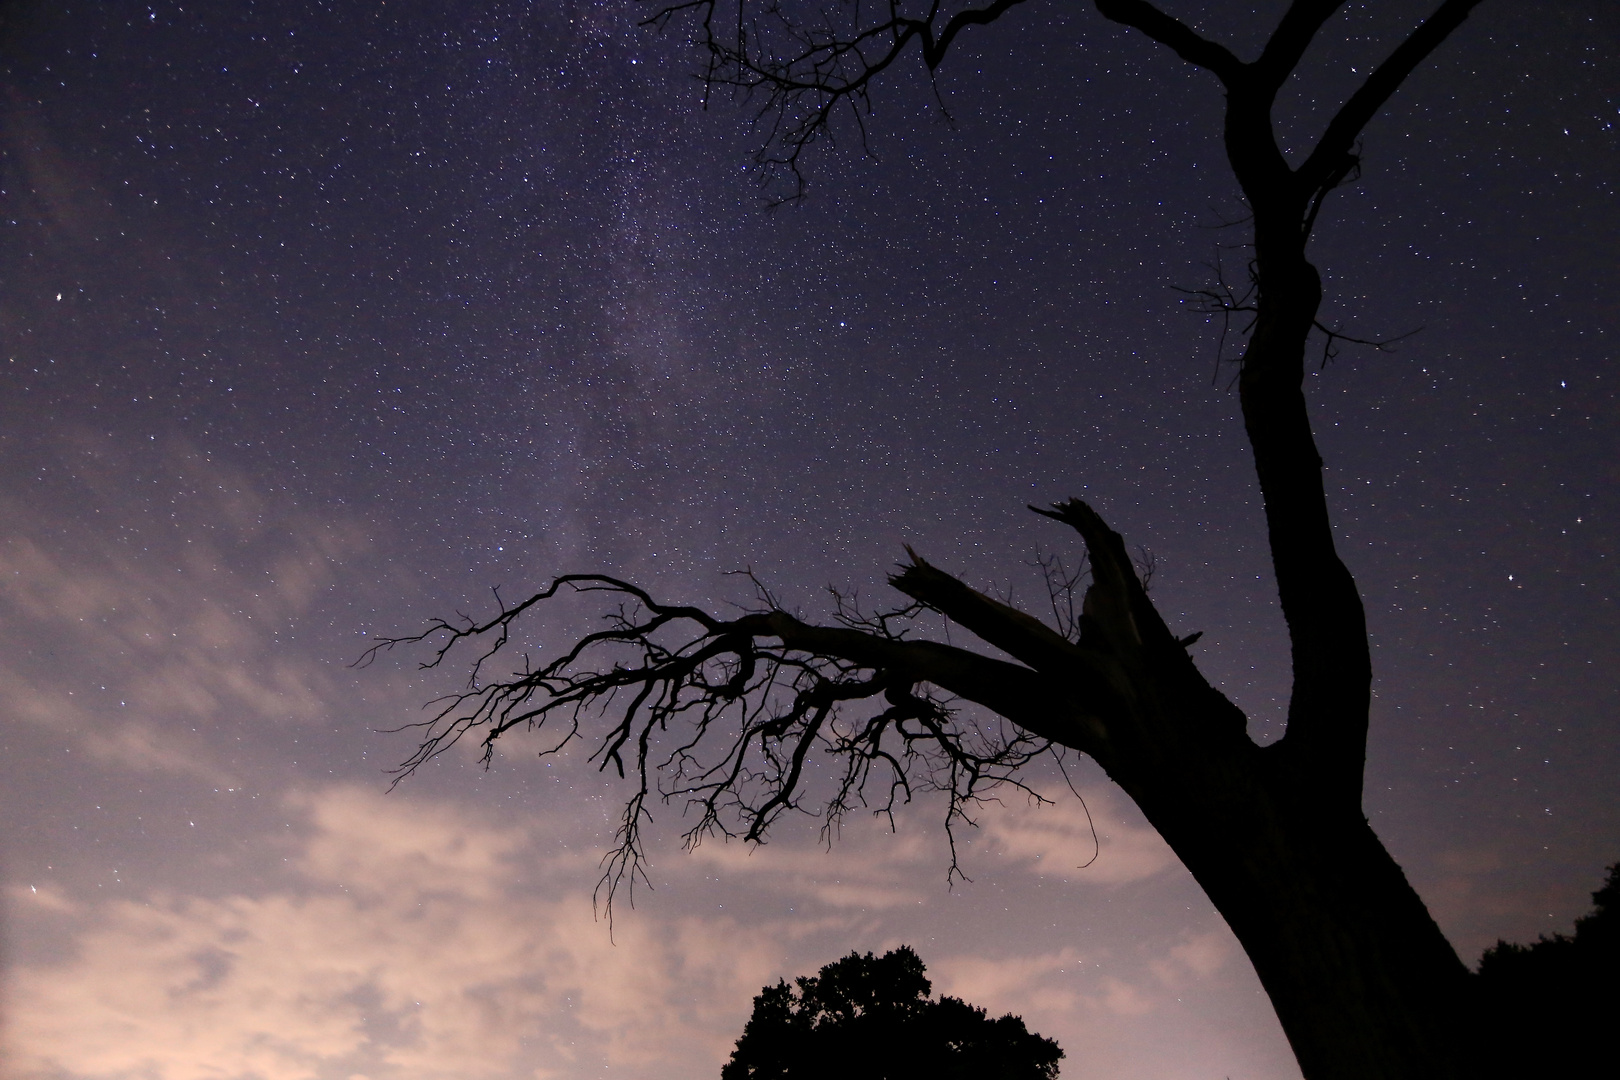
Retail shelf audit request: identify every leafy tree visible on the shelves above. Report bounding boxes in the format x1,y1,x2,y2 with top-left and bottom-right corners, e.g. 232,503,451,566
367,2,1523,1078
723,946,1063,1080
1474,862,1620,1078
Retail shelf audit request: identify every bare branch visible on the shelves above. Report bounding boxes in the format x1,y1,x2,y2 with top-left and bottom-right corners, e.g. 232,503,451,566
1312,319,1422,368
644,0,1032,200
1028,548,1088,643
1253,1,1349,91
1092,0,1243,84
368,569,1112,915
1297,0,1485,202
1173,247,1259,383
890,548,1091,675
1030,498,1168,654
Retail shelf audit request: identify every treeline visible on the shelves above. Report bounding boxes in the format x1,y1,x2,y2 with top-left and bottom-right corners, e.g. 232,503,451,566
722,861,1618,1079
1475,861,1617,1078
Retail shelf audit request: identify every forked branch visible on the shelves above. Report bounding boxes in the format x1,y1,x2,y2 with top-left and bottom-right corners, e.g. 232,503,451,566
1092,0,1241,82
363,496,1226,912
362,561,1101,911
644,0,1031,198
1296,0,1486,201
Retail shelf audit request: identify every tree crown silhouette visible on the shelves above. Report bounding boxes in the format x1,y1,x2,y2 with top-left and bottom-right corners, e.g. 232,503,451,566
723,946,1063,1080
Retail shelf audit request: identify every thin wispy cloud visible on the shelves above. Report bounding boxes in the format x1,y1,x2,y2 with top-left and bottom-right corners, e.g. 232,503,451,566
977,789,1178,885
0,437,370,783
1,437,1293,1080
8,785,783,1080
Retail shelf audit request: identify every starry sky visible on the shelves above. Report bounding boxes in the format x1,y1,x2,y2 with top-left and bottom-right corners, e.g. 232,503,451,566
1,2,1615,1079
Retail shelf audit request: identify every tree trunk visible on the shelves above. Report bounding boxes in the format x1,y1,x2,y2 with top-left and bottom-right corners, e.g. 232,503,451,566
1131,755,1474,1080
1044,463,1474,1079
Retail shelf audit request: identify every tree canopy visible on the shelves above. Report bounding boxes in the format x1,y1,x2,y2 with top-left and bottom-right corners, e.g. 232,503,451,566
723,946,1063,1080
1474,862,1620,1079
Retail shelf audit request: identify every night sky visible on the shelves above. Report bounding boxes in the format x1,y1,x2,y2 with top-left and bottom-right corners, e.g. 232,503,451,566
2,2,1616,1079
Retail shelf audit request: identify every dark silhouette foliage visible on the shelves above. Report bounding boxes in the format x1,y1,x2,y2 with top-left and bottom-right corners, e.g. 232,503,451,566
1474,862,1619,1079
723,946,1063,1080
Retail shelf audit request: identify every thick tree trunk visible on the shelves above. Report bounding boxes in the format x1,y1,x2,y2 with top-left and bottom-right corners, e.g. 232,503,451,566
1131,754,1474,1080
1218,825,1472,1080
1007,350,1474,1078
1056,253,1473,1074
1060,615,1471,1077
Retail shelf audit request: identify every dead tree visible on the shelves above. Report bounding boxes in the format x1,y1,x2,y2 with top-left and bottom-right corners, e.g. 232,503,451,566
369,3,1497,1078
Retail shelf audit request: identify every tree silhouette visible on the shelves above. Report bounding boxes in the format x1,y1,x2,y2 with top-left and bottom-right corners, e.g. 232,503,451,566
723,946,1063,1080
365,3,1513,1078
1474,862,1620,1079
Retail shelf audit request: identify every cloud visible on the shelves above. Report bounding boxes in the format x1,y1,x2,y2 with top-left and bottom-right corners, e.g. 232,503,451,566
930,911,1234,1035
77,719,241,785
672,781,1179,910
8,881,82,916
932,947,1092,1018
1095,976,1156,1017
290,786,530,902
978,789,1178,885
684,822,933,910
4,781,1275,1080
0,438,370,783
1149,930,1233,986
2,103,117,244
0,434,1279,1080
5,785,783,1080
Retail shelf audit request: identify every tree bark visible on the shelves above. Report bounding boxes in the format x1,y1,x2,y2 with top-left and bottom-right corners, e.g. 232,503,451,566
1010,500,1474,1080
1154,775,1475,1080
